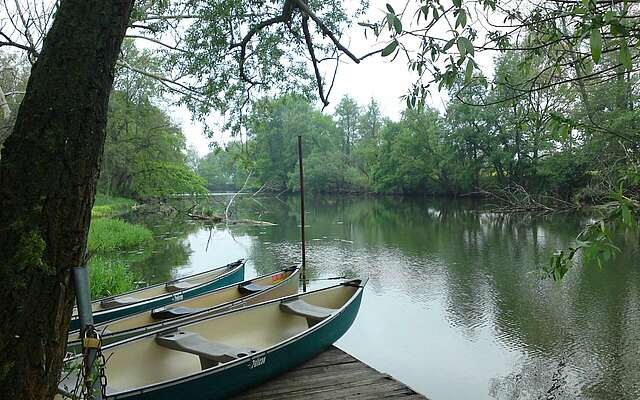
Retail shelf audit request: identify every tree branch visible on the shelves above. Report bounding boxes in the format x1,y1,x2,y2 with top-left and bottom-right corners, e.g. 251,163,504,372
125,34,188,53
301,15,328,107
291,0,360,64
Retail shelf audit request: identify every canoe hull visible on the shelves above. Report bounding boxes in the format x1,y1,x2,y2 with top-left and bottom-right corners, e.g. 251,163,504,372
67,266,300,351
69,264,245,331
110,286,363,400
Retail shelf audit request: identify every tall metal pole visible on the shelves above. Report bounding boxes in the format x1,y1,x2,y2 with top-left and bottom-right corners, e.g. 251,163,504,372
297,135,307,292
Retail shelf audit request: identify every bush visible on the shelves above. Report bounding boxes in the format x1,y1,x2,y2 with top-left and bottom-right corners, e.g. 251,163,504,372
88,218,153,253
89,256,137,298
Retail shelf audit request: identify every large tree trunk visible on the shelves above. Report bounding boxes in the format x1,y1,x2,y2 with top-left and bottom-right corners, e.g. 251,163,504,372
0,1,133,398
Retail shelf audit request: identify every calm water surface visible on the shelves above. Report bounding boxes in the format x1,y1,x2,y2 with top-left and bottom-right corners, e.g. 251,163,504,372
121,195,640,400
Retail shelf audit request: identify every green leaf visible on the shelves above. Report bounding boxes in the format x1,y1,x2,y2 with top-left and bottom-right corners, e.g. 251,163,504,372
421,6,430,21
457,37,474,57
386,3,395,13
590,27,602,64
388,13,403,34
455,9,467,28
381,40,399,57
443,38,455,52
604,10,616,23
573,6,587,15
610,22,625,36
464,59,474,82
452,0,462,8
620,45,632,70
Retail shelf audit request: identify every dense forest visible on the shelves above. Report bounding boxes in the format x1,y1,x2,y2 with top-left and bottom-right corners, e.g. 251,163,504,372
4,42,635,204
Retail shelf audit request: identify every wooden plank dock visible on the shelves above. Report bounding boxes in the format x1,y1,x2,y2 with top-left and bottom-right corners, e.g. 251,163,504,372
233,346,427,399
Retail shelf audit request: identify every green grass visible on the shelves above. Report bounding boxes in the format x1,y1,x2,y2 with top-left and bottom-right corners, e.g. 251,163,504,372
87,197,150,298
88,218,153,253
92,194,136,218
89,256,137,298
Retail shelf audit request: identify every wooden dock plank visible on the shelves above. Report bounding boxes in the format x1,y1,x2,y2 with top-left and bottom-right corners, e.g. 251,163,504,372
233,346,427,399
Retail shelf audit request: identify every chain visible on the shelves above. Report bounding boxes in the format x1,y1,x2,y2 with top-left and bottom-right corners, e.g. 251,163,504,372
96,344,108,399
81,325,108,399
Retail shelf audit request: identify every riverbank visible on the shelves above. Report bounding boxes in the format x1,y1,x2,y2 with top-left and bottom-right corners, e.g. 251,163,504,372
88,195,152,298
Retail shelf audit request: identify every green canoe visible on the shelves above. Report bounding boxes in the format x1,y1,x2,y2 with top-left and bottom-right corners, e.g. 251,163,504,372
66,265,300,352
69,260,245,331
59,279,366,400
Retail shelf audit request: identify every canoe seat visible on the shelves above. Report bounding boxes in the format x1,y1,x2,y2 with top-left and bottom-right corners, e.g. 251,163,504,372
156,330,257,369
100,296,139,309
165,281,197,292
238,282,270,295
280,299,336,326
151,306,208,320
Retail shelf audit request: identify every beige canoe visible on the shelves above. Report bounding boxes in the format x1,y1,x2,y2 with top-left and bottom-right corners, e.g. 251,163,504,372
73,260,245,317
67,265,301,351
69,260,246,331
59,279,365,400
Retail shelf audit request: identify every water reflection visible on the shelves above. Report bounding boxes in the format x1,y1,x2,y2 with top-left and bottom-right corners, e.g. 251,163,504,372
123,195,639,400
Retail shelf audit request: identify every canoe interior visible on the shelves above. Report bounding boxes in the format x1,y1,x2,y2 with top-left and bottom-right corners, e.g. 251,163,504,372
78,283,360,395
67,266,300,346
72,261,243,317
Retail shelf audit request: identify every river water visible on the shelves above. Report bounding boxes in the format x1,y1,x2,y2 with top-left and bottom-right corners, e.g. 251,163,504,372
121,195,640,400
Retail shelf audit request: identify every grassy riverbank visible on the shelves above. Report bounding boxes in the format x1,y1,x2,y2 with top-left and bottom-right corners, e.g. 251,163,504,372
88,195,152,298
88,218,153,253
92,194,136,218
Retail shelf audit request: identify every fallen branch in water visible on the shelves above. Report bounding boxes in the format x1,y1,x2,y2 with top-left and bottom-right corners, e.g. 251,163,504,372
186,208,276,226
225,171,252,222
468,184,580,214
132,200,276,226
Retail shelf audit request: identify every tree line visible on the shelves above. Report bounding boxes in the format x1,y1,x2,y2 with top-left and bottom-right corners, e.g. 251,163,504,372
197,51,638,204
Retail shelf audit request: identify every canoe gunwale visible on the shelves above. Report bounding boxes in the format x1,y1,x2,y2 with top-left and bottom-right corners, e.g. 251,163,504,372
72,260,246,321
67,264,301,346
86,278,367,399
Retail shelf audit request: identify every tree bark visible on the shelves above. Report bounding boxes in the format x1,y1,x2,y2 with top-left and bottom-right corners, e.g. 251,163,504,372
0,1,134,398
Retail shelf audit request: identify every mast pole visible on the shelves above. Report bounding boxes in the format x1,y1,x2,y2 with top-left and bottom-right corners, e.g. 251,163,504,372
297,135,307,292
